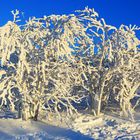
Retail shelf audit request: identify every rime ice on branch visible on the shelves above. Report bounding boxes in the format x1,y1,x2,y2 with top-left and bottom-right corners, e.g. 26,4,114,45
0,8,139,121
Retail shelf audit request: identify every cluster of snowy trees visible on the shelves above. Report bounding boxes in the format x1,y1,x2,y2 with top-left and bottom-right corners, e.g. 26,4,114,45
0,8,139,121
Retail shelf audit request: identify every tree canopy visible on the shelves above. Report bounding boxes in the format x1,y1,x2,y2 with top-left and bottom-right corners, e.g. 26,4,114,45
0,7,139,121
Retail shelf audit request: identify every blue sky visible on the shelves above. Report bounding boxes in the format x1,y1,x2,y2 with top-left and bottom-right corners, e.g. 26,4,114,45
0,0,139,28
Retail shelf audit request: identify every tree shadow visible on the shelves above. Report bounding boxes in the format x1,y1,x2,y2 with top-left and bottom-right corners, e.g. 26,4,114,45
29,120,94,140
114,134,140,140
0,111,17,119
0,131,14,140
0,118,94,140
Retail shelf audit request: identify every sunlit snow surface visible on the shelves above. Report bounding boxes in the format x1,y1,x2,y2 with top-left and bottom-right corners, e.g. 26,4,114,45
0,111,140,140
0,112,92,140
71,113,140,140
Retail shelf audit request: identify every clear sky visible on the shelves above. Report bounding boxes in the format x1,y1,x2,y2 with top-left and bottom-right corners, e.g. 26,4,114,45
0,0,139,28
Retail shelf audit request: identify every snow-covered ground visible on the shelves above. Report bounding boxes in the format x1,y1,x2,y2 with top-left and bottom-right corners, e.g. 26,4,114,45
0,111,140,140
0,118,92,140
72,113,140,139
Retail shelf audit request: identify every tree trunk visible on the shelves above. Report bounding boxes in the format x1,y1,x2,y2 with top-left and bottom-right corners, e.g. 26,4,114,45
90,93,101,116
18,101,22,119
93,94,101,115
33,103,40,121
22,102,30,120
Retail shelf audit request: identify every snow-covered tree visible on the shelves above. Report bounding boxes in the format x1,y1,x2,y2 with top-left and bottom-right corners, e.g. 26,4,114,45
0,10,87,120
71,8,140,118
0,8,139,121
